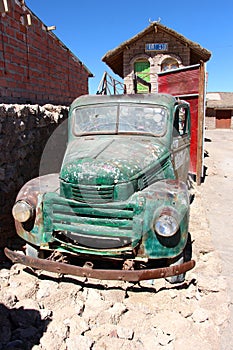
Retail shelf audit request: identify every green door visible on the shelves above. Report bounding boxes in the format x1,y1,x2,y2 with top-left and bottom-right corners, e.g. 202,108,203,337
134,61,150,93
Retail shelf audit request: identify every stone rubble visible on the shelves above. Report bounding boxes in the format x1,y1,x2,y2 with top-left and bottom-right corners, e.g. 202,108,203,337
0,103,68,247
0,185,230,350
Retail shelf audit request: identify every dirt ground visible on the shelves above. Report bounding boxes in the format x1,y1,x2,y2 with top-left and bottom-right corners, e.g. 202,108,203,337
0,130,232,350
201,129,233,350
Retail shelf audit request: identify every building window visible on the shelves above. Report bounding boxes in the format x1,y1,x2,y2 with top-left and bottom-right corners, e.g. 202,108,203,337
161,58,179,72
173,106,189,136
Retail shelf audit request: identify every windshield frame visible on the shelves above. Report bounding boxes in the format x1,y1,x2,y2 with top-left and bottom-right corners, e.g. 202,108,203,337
72,102,168,137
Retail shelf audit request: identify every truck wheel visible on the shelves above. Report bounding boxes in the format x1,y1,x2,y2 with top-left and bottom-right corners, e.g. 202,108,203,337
166,233,192,284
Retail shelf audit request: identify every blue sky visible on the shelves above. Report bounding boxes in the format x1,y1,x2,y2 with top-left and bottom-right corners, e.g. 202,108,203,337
26,0,233,95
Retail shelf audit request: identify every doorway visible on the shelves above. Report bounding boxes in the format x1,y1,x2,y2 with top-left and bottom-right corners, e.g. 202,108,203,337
134,61,150,93
216,110,231,129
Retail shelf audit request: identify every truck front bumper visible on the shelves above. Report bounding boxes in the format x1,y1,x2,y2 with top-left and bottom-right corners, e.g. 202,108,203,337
4,247,195,282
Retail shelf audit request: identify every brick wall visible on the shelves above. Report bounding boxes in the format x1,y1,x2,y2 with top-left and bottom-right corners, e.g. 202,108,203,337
205,108,216,129
123,29,190,94
0,0,92,105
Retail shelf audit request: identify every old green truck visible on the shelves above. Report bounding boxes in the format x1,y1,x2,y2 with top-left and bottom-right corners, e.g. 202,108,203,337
5,93,195,283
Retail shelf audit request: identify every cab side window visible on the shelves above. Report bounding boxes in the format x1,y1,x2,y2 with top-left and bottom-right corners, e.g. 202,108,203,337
173,106,189,137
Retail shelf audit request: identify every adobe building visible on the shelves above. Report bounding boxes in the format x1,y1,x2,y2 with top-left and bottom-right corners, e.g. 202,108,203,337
206,92,233,129
102,22,212,185
102,21,211,94
0,0,93,105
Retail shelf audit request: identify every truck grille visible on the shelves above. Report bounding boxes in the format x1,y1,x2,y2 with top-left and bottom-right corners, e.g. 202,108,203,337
71,183,114,203
61,181,114,203
43,193,142,252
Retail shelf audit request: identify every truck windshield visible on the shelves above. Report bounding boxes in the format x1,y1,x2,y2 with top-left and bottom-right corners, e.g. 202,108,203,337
73,104,167,136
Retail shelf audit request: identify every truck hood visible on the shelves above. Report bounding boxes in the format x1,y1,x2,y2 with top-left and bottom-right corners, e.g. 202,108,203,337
60,137,169,185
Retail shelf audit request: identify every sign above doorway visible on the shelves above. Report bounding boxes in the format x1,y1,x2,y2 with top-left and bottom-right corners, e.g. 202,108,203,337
145,43,168,51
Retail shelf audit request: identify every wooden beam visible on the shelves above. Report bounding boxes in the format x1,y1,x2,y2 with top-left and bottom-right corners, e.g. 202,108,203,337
196,61,205,185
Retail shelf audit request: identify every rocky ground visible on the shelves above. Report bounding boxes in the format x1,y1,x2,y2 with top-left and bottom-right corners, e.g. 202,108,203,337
0,145,231,349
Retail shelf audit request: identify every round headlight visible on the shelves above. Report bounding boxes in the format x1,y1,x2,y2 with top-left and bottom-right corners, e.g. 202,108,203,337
154,214,179,237
12,201,34,223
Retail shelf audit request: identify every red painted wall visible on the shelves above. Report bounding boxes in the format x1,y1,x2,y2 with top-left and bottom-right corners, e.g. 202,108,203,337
0,0,92,105
158,65,202,175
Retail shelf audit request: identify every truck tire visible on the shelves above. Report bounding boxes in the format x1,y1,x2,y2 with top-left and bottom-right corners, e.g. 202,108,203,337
166,233,192,284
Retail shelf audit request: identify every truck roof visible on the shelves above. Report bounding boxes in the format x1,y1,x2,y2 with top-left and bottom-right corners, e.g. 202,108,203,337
70,93,179,112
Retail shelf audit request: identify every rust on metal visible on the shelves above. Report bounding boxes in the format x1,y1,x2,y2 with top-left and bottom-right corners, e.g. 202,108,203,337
4,247,195,282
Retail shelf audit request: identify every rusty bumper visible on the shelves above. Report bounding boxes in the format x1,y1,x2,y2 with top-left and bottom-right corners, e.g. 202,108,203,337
4,247,195,282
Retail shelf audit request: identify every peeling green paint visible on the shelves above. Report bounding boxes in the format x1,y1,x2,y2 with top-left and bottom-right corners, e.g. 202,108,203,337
12,93,191,265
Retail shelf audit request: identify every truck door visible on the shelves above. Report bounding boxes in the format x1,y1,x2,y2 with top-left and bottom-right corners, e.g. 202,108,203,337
158,62,206,185
172,104,190,182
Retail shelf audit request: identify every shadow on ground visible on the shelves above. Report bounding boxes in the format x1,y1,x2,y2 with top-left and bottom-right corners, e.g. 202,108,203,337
0,303,50,350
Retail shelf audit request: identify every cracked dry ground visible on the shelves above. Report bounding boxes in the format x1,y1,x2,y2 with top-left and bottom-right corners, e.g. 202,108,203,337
0,185,230,350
